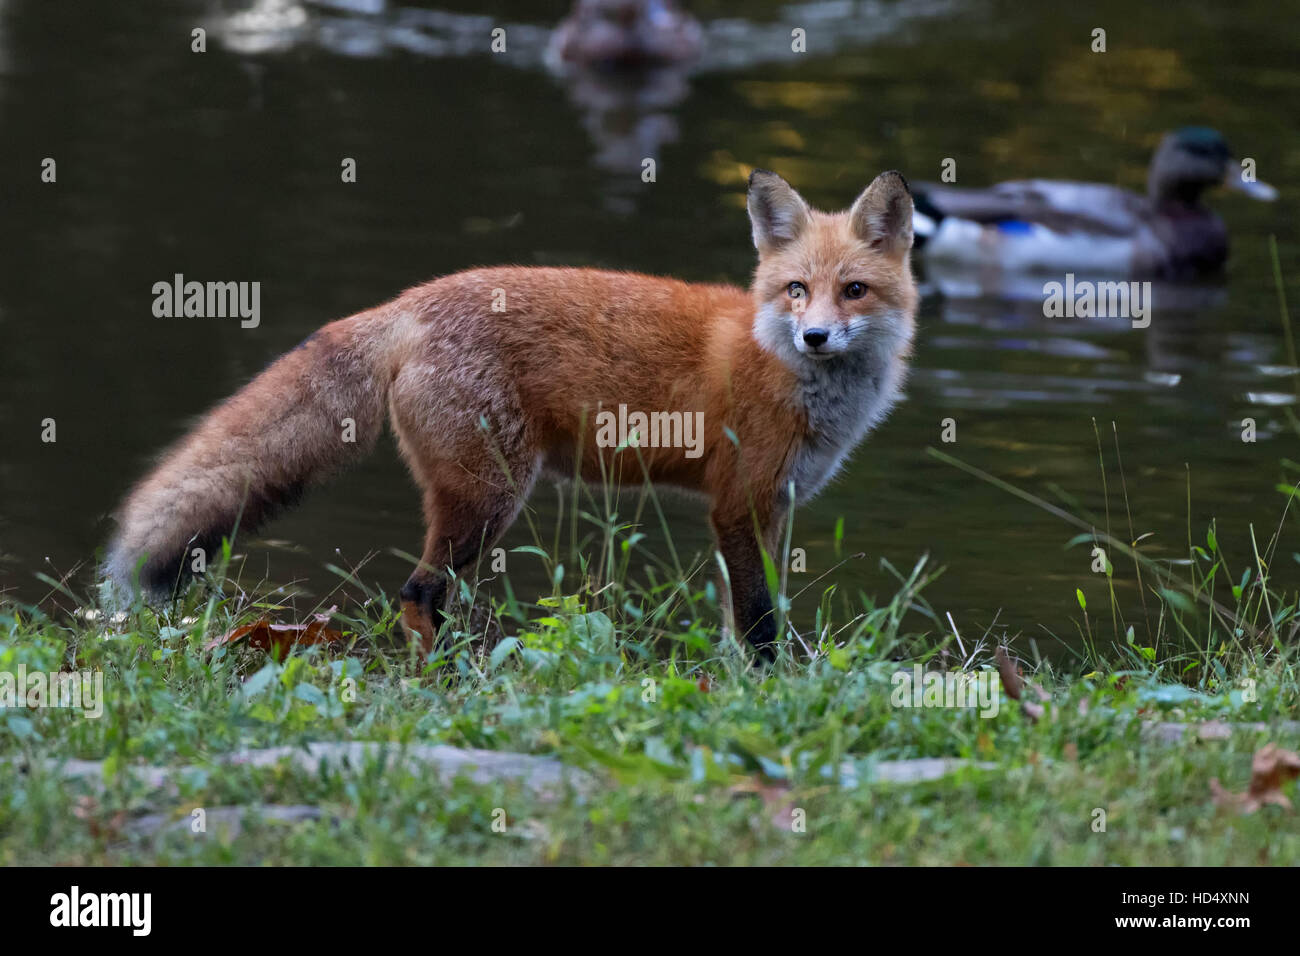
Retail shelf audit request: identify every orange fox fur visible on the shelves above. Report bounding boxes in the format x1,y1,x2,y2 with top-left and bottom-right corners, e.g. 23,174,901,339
106,170,917,655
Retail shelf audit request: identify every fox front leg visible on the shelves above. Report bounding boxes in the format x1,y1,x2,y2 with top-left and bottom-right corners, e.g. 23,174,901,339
712,514,778,660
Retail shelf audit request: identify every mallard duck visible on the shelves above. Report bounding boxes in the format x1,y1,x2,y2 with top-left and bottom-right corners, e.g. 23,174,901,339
912,128,1277,278
548,0,702,69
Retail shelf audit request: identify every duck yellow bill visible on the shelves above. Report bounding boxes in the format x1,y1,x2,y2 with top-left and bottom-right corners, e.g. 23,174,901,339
1225,164,1279,200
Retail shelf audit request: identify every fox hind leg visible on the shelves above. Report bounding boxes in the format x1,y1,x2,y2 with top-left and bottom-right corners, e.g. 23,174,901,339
388,352,540,653
397,456,538,654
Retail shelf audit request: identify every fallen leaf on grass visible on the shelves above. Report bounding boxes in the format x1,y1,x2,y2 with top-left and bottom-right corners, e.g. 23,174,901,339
729,778,797,831
995,646,1048,723
72,794,127,841
1021,701,1046,722
204,607,345,656
995,646,1023,700
1210,744,1300,814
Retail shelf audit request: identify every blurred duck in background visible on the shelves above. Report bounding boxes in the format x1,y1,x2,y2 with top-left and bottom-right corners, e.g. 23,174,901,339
912,127,1278,279
547,0,702,68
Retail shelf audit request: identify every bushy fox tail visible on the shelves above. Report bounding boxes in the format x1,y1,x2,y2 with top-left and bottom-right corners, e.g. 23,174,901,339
105,306,405,600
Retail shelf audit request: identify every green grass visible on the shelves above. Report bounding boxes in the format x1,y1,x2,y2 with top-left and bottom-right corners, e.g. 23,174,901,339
3,437,1299,865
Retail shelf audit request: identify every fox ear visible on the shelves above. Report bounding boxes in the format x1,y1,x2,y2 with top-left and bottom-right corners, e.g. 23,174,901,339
747,169,811,253
850,170,913,257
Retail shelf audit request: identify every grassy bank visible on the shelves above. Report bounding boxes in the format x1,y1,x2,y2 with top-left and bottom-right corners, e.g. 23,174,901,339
2,444,1298,865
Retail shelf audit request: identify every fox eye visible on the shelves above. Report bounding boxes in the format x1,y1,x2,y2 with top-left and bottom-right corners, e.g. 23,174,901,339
787,281,807,298
844,282,867,299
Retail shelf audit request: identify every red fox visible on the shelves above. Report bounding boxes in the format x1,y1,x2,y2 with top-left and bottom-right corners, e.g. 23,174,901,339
106,169,917,655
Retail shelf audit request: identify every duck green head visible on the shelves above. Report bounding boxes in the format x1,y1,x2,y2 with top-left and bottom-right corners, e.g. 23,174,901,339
1149,127,1278,204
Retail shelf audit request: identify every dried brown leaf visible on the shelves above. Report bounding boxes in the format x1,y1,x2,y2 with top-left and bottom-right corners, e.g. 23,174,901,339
995,646,1046,722
204,607,346,656
995,646,1022,701
1210,743,1300,814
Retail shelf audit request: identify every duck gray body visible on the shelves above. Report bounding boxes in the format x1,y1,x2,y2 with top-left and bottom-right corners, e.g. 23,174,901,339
912,128,1276,279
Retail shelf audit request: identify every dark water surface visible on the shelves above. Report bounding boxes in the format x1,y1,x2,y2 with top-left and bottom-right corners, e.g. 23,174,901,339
2,0,1298,652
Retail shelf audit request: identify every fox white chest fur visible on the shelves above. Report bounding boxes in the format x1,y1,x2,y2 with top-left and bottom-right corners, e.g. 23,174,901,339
756,298,913,504
786,325,909,502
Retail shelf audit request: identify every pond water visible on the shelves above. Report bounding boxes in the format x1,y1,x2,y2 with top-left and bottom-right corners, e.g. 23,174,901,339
2,0,1297,653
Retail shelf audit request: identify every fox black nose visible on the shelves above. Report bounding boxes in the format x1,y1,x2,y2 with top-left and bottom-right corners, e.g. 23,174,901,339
803,328,829,348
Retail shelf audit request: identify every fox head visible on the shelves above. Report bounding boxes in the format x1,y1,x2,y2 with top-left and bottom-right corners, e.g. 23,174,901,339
747,169,917,365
